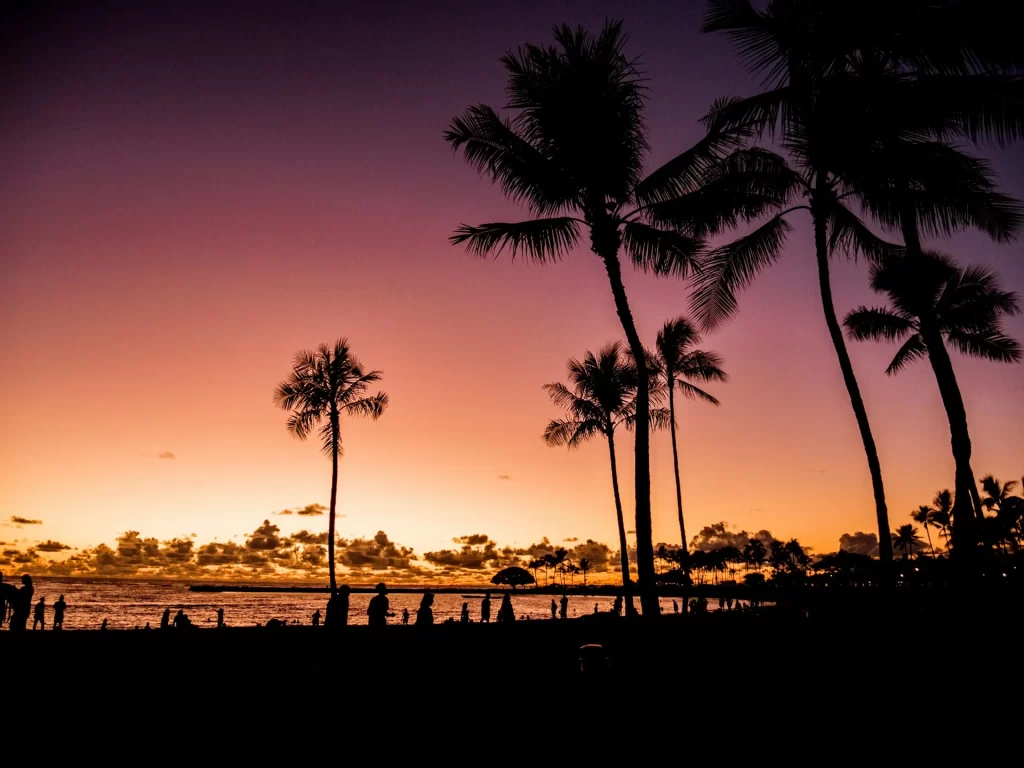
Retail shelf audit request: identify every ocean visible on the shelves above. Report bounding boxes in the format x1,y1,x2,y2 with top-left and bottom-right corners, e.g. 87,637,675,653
1,577,720,629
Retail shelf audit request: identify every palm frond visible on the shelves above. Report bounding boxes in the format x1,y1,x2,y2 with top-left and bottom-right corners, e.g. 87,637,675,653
543,418,603,449
674,380,721,406
946,329,1022,363
679,349,728,383
886,334,928,375
344,393,389,419
843,307,914,342
621,222,702,277
285,409,322,441
450,218,580,263
702,0,789,86
691,214,792,331
443,104,577,215
625,406,673,432
827,203,905,262
700,92,788,138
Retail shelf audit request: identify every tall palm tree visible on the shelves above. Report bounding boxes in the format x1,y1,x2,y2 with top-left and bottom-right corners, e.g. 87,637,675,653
579,557,592,587
892,524,922,561
698,0,1022,576
543,342,670,613
845,254,1020,557
274,339,388,594
654,316,727,570
980,475,1020,515
911,506,936,557
446,21,788,614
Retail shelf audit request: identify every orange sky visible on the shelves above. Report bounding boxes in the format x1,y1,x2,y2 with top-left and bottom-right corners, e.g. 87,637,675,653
1,1,1021,579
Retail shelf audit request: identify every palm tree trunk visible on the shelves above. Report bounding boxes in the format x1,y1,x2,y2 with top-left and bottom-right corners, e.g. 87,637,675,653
812,181,893,571
925,525,935,558
606,431,636,615
668,383,689,574
598,242,657,617
921,328,979,578
328,412,340,595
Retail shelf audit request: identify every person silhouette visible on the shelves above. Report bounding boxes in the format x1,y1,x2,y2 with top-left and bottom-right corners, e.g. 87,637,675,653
593,603,599,614
612,595,623,616
53,594,67,630
550,599,557,620
160,608,171,631
326,584,351,628
173,609,192,629
0,572,8,627
9,575,33,632
217,607,225,628
33,596,46,630
460,602,470,624
100,618,108,630
718,596,726,611
726,596,734,611
672,599,679,614
559,594,568,620
312,609,321,627
415,591,435,626
498,593,515,623
401,608,410,625
367,583,389,627
144,622,151,630
480,592,491,623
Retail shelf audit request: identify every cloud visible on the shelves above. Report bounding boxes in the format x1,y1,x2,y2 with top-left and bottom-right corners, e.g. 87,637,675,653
626,530,635,535
246,520,282,550
11,516,42,525
497,475,511,480
274,508,293,515
839,531,879,557
424,535,515,571
453,534,489,546
563,537,578,542
289,530,329,545
689,522,775,553
336,531,417,571
35,540,72,552
158,451,176,459
570,539,612,571
296,504,327,516
513,537,555,558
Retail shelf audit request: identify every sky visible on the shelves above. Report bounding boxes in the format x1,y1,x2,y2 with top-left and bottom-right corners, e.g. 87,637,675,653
1,0,1021,582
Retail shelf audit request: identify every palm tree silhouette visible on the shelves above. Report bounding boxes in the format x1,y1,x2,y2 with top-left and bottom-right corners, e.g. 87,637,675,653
892,524,922,562
911,506,936,557
274,339,388,594
743,539,766,573
578,557,592,587
980,475,1020,515
446,21,785,614
653,316,727,573
845,254,1020,557
931,489,954,552
543,342,670,612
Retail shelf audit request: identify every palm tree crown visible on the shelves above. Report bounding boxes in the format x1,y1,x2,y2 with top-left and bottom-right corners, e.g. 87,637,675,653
892,524,922,560
844,253,1021,375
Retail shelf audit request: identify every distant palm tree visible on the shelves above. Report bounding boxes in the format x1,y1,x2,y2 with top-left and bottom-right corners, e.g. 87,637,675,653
274,339,388,594
980,475,1020,515
892,525,922,562
578,557,592,587
931,490,954,551
654,316,727,571
543,342,670,613
446,21,786,614
743,539,766,573
527,558,544,587
845,254,1020,557
911,506,936,557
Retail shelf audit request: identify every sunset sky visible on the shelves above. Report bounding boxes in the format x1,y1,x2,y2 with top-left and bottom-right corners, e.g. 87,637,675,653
1,1,1021,580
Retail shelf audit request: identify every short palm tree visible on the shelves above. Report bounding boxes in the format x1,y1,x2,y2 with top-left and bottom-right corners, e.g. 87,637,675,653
578,557,592,587
892,524,922,561
654,316,727,570
543,342,670,613
274,339,388,594
446,21,787,614
911,506,936,557
931,489,954,551
743,539,766,573
980,475,1020,515
845,254,1020,557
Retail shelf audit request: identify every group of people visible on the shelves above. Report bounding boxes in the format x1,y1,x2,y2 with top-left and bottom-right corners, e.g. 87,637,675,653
316,584,517,628
0,573,67,631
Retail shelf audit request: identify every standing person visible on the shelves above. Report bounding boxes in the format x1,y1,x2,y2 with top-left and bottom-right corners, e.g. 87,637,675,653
594,603,599,614
33,596,45,630
9,575,33,632
401,608,410,625
217,608,225,628
460,602,470,624
0,572,7,627
325,584,350,629
480,593,491,623
550,599,557,620
160,608,171,630
311,609,321,627
498,593,515,623
53,594,67,630
415,591,435,626
100,618,108,630
367,583,389,627
611,595,623,616
672,599,679,614
559,594,568,620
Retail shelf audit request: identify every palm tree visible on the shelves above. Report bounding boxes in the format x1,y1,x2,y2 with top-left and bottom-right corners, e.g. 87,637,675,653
931,489,954,551
845,254,1021,558
527,558,544,587
544,342,670,611
446,21,787,614
654,316,727,571
274,339,388,594
980,475,1020,515
698,0,1022,576
892,524,922,561
578,557,592,587
911,506,936,557
743,539,766,573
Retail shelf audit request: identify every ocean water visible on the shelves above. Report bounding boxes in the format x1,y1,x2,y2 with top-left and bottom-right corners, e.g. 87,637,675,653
0,578,720,630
